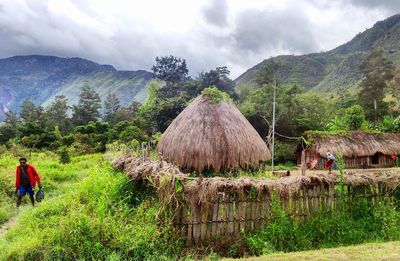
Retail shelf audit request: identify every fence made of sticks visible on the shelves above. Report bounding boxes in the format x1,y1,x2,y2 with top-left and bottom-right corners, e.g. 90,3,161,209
112,155,400,245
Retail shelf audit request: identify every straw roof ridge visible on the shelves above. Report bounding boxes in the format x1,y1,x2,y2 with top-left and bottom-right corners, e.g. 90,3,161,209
157,94,271,173
304,131,400,157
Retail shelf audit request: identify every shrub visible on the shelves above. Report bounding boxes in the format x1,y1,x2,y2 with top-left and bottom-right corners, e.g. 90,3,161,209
247,197,400,256
58,146,71,164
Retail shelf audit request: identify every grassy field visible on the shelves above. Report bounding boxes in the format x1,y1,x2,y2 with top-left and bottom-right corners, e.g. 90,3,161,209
224,241,400,261
0,151,102,226
0,151,399,260
0,151,184,260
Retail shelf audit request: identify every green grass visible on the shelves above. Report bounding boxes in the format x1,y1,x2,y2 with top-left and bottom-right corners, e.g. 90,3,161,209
0,151,183,260
1,150,399,260
224,241,400,261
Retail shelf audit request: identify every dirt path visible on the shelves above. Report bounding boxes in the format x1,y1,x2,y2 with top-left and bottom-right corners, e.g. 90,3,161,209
0,215,17,238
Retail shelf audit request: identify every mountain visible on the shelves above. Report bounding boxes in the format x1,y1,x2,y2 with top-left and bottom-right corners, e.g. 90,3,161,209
235,14,400,92
0,55,153,120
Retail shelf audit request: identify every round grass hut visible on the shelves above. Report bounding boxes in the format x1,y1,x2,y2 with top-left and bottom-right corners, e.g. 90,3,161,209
157,88,271,173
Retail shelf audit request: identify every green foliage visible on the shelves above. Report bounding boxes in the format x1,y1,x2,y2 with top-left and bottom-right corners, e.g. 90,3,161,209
58,146,71,164
72,86,102,126
151,55,188,86
379,115,400,132
358,50,394,123
103,93,121,125
343,105,367,130
201,86,232,104
0,154,184,260
45,95,71,134
327,115,348,131
274,141,296,163
198,66,237,99
247,197,400,256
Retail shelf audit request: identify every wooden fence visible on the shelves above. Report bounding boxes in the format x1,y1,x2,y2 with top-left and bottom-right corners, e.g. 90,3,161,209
175,182,398,245
112,155,400,246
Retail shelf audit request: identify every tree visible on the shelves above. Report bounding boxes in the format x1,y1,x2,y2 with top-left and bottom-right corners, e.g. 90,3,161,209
0,125,17,144
45,95,71,133
151,55,188,86
72,87,101,126
255,59,283,86
198,66,237,99
20,100,44,124
4,111,19,128
103,93,121,124
343,105,367,130
358,50,395,123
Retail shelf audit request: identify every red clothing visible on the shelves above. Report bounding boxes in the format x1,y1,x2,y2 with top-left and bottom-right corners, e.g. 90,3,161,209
325,159,334,169
15,164,41,189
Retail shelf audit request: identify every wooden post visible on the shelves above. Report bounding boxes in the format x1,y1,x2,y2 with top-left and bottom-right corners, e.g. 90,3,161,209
186,206,193,245
228,194,234,234
211,195,219,238
301,150,306,176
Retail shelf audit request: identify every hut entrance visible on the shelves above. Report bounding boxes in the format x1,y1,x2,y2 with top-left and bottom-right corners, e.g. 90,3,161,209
371,153,379,165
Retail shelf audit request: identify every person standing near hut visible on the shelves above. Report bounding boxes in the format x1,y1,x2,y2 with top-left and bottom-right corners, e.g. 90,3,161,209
325,152,336,174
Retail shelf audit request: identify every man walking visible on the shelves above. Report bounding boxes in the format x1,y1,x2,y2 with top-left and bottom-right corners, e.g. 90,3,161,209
15,157,42,207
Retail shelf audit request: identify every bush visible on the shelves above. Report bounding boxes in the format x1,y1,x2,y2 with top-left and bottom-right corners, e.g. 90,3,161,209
274,141,296,163
246,197,400,256
58,146,71,164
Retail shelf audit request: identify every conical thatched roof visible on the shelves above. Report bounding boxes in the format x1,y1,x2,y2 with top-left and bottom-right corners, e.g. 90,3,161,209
157,92,271,173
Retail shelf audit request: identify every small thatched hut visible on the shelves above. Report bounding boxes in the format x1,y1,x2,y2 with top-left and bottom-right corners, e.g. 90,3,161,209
157,90,271,173
297,131,400,169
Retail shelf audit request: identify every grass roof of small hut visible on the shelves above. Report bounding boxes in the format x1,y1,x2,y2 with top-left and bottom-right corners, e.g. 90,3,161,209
302,130,400,158
156,87,271,173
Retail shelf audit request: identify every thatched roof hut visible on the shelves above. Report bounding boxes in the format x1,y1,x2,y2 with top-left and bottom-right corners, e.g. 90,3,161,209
297,131,400,169
157,91,271,173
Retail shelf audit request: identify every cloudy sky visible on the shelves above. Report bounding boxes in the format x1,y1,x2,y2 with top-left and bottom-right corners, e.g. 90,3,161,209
0,0,399,78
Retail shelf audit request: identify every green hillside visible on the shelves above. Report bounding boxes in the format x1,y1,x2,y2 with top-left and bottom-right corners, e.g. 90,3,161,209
0,55,153,120
235,14,400,92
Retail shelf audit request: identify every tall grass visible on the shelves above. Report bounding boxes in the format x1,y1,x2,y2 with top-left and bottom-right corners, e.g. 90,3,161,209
244,196,400,257
0,153,184,260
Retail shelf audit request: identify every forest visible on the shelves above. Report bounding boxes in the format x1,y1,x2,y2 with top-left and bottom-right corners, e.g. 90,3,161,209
0,50,399,165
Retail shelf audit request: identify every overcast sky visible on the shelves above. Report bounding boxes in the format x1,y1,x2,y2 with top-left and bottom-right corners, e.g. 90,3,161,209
0,0,399,78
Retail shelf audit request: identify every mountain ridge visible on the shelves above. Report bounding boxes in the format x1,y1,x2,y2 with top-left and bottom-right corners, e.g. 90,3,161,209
234,14,400,92
0,55,153,120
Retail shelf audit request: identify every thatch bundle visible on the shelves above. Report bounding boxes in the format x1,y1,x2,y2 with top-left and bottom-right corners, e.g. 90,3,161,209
306,131,400,158
113,156,400,205
112,154,187,181
156,93,271,173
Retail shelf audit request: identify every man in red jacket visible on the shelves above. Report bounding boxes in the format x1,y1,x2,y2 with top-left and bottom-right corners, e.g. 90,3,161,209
15,157,42,207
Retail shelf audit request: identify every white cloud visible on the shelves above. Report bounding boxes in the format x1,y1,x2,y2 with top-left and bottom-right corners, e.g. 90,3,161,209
0,0,398,78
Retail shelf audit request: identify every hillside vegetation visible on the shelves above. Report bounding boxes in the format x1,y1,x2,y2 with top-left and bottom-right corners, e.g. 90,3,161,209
0,55,153,120
235,14,400,93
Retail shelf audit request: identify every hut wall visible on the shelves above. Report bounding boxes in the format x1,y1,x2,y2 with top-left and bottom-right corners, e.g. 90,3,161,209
299,150,397,169
176,181,399,245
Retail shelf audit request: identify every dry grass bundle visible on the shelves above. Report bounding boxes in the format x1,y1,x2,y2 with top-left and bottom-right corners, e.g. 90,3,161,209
113,156,400,206
345,171,400,190
183,174,339,205
307,131,400,158
156,94,271,174
112,155,187,181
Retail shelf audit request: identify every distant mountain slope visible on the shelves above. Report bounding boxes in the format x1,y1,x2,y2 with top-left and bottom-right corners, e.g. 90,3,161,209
0,55,153,120
235,14,400,92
